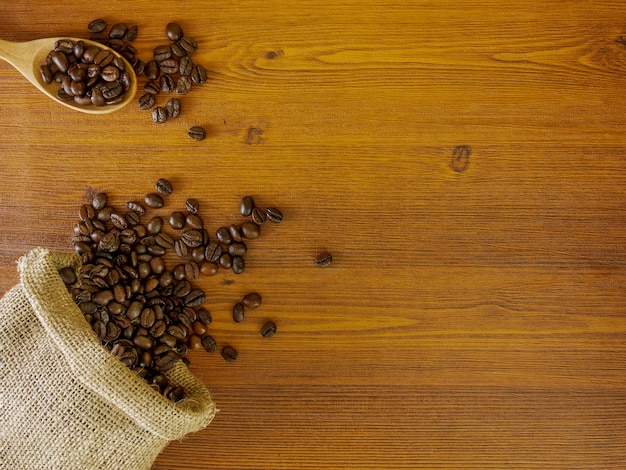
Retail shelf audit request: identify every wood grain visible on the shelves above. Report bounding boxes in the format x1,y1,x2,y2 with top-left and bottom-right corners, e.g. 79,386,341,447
0,1,625,468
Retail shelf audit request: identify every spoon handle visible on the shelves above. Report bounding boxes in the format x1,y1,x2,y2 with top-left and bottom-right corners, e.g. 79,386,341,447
0,38,40,84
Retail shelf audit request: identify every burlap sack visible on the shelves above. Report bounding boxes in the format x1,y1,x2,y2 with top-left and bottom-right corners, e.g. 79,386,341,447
0,248,216,469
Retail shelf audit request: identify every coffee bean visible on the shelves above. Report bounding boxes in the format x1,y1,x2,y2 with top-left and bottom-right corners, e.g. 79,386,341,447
160,60,178,75
219,253,233,269
144,193,163,208
179,56,193,76
232,256,245,274
185,198,200,214
181,229,203,247
138,93,155,110
251,207,266,225
126,201,146,216
229,224,243,242
201,335,217,353
166,22,184,41
153,45,172,62
88,19,107,33
160,74,175,92
165,98,181,118
266,207,283,223
169,211,186,229
315,252,333,268
109,23,128,40
243,292,262,309
228,242,247,257
240,196,255,217
186,213,203,229
240,221,261,239
221,346,238,362
188,126,206,141
145,60,160,80
184,262,200,281
216,226,233,244
155,232,174,248
152,106,167,123
144,80,160,95
184,287,205,306
200,261,218,276
260,321,277,338
191,64,208,84
197,308,212,325
155,178,173,195
59,266,77,285
232,303,244,323
176,75,192,94
180,37,198,53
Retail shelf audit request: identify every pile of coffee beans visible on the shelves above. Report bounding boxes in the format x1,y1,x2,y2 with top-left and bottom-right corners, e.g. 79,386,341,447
61,179,282,402
39,38,133,107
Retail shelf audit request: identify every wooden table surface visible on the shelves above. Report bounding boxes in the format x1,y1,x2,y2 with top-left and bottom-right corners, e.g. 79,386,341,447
1,1,625,468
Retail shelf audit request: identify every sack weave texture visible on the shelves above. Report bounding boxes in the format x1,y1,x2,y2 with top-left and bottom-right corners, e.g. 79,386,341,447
0,248,216,469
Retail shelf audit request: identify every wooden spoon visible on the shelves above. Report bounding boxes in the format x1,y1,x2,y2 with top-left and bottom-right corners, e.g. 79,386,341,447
0,37,137,114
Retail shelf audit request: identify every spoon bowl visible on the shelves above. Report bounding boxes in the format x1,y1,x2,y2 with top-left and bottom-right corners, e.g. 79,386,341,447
0,37,137,114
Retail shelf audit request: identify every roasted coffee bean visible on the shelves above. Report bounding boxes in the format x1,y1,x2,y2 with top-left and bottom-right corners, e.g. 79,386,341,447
125,211,140,226
51,50,69,73
240,221,261,239
110,213,127,229
185,198,200,214
178,56,193,76
251,207,266,225
59,266,77,285
144,80,160,95
40,64,53,84
229,224,243,242
201,335,217,353
186,213,203,229
171,42,186,58
101,81,123,99
200,261,218,276
173,239,188,258
88,19,107,33
169,211,186,229
243,292,262,309
188,334,203,351
92,192,108,210
138,93,155,110
109,23,128,40
232,302,245,323
184,262,200,281
232,256,245,274
181,229,203,247
196,308,212,325
152,106,167,123
140,307,156,328
260,321,277,338
184,287,205,306
166,22,184,41
147,216,163,235
94,49,114,67
165,97,181,118
79,204,95,221
126,201,146,216
188,126,206,141
160,60,178,75
191,247,205,263
155,232,174,248
219,253,232,269
176,75,192,94
240,194,255,217
145,60,160,80
315,252,333,268
266,207,283,223
155,178,173,195
153,45,172,62
216,226,233,244
134,335,154,350
204,241,222,262
160,74,175,93
191,64,208,84
143,193,163,209
155,353,177,372
125,25,139,42
180,37,198,53
228,242,247,257
221,346,238,362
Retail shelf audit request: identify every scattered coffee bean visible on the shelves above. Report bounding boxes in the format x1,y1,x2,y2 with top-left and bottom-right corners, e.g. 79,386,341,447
152,106,167,123
221,346,238,362
188,126,206,141
201,335,217,352
232,302,245,323
166,22,184,41
260,321,277,338
266,207,283,223
243,292,262,309
155,178,173,195
240,196,255,217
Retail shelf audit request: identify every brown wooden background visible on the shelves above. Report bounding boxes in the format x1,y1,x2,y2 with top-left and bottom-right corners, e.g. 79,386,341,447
1,1,625,468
